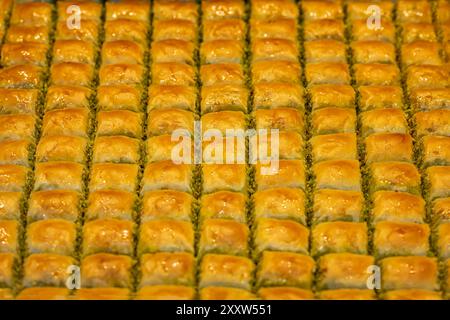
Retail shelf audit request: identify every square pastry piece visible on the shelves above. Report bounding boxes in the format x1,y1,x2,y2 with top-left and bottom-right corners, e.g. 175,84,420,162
140,252,195,287
199,254,254,290
254,188,306,224
139,220,194,255
370,162,421,194
200,191,246,223
313,189,364,223
313,160,361,191
142,190,193,222
317,253,375,290
199,219,249,257
81,253,132,288
373,221,430,258
311,222,368,257
380,256,439,291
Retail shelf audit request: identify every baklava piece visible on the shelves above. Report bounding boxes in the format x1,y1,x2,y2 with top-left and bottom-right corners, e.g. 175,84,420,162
142,161,192,193
372,191,425,223
152,40,194,65
310,84,355,110
0,164,28,192
415,110,450,138
0,139,30,167
36,135,87,163
52,40,95,65
201,84,248,113
200,191,246,223
97,85,141,112
252,39,298,63
374,221,430,258
93,136,139,164
0,192,21,220
253,83,303,110
352,41,396,64
153,63,195,86
99,64,144,86
41,108,89,138
422,136,450,167
23,253,75,287
81,253,132,288
50,62,94,87
139,220,194,254
96,110,142,138
89,163,138,193
147,109,195,136
199,254,254,290
361,108,408,136
316,253,375,290
313,160,361,191
45,85,92,111
311,222,368,256
0,220,18,253
202,0,244,21
256,160,306,191
359,86,403,111
0,88,38,114
306,63,350,85
83,219,134,256
199,219,249,256
252,61,300,84
313,189,364,223
310,133,357,162
254,187,306,224
73,288,130,300
203,164,246,194
27,220,76,256
354,64,400,86
380,256,438,291
140,252,195,287
86,190,135,221
370,162,421,194
28,190,80,222
152,19,197,42
365,133,413,163
257,251,315,289
33,162,84,192
254,218,309,256
311,108,356,135
255,108,304,132
426,166,450,199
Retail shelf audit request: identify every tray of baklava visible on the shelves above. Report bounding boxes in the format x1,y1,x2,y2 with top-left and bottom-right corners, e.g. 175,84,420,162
0,0,449,300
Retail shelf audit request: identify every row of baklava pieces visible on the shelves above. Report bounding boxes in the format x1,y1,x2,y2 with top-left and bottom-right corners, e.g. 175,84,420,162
299,0,376,298
299,0,443,299
355,3,450,297
0,0,64,301
395,0,450,290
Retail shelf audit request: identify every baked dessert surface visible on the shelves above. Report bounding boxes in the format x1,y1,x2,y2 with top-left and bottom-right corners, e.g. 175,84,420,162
0,0,449,300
